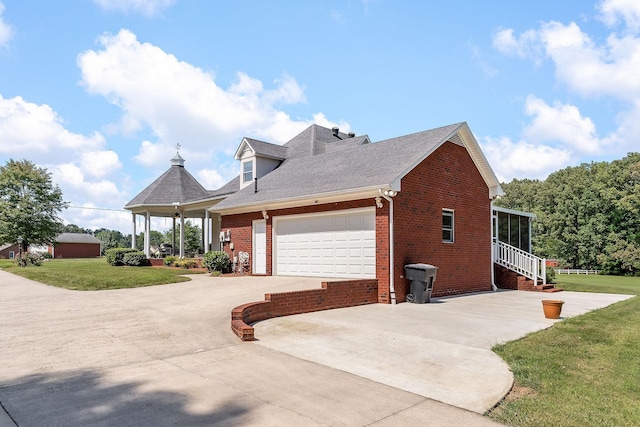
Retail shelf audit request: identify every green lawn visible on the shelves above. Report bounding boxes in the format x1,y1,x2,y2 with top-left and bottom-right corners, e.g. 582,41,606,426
489,274,640,426
2,258,202,290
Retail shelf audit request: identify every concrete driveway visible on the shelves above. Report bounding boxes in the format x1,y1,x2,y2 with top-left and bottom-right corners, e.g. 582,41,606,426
0,270,631,426
255,290,633,413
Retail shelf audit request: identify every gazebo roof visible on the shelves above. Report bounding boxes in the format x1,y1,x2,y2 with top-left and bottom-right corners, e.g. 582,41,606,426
125,153,212,210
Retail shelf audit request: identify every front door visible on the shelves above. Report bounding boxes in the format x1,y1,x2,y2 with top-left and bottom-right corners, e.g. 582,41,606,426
253,220,267,274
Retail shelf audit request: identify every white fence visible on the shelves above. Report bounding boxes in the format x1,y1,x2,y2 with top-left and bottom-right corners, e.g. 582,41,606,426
494,240,546,285
555,269,599,275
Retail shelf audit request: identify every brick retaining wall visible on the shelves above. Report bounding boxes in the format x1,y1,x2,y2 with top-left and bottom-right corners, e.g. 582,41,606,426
231,279,378,341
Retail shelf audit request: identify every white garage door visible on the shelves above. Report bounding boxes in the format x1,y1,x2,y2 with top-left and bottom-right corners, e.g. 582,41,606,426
274,208,376,278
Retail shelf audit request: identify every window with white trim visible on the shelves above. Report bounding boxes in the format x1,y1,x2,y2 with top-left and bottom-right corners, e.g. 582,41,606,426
242,160,253,183
442,209,454,243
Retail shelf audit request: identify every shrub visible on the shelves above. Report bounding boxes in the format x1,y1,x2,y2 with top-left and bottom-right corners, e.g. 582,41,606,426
163,256,177,267
15,252,44,267
122,251,151,267
174,258,199,269
546,267,556,284
106,247,139,266
203,251,231,273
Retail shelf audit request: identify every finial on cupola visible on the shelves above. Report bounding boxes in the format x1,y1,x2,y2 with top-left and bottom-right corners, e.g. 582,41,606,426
171,143,185,167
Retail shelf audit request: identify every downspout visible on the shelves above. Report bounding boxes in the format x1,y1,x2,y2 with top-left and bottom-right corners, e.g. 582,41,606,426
490,199,497,291
379,189,397,304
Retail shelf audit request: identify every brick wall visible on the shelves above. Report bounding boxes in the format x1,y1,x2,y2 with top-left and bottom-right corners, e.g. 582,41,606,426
53,243,101,258
221,200,391,302
494,264,537,291
231,278,378,341
394,141,492,299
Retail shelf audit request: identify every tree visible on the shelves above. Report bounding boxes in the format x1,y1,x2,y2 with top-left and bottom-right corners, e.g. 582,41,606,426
61,223,92,234
496,152,640,274
94,228,129,255
163,221,202,255
136,230,165,251
0,159,67,252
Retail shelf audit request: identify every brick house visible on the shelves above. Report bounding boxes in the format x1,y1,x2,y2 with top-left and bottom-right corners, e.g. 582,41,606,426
0,243,19,259
212,122,506,303
126,122,548,304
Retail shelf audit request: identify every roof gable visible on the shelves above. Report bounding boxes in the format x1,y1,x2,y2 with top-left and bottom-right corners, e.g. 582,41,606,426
234,138,288,161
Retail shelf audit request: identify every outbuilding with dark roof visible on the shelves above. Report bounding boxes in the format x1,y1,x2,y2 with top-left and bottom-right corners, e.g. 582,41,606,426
49,233,102,258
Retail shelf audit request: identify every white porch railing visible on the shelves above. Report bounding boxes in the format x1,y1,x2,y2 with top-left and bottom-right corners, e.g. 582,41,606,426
494,240,546,285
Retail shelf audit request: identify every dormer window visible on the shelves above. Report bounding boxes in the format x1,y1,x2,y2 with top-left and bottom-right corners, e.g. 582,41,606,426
242,160,253,183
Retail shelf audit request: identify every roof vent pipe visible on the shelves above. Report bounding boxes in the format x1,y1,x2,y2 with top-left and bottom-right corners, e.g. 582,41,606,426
348,132,356,138
254,177,258,193
332,127,339,137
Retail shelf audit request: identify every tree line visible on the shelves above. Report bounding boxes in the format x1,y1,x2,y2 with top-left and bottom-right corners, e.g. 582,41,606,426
495,152,640,275
61,223,204,256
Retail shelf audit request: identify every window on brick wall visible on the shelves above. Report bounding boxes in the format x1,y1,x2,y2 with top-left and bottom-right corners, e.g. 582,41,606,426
442,209,454,243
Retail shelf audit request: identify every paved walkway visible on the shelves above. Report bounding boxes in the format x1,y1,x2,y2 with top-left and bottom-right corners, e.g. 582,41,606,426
0,269,632,425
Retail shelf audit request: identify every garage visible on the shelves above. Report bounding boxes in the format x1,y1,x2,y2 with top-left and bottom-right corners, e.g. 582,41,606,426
274,208,376,278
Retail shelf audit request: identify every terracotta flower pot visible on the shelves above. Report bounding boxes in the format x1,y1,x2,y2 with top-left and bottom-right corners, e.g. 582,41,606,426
542,299,564,319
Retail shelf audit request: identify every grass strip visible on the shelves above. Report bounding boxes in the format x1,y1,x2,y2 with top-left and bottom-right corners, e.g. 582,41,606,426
3,258,202,290
489,274,640,426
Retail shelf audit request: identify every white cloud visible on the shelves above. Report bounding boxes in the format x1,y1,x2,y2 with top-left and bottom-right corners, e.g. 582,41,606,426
0,94,128,229
598,0,640,31
53,163,122,202
491,4,640,180
196,168,226,190
80,150,122,178
77,29,348,179
0,94,105,160
93,0,174,16
537,21,640,101
480,136,572,182
523,95,605,154
64,203,132,234
492,28,543,63
0,1,13,48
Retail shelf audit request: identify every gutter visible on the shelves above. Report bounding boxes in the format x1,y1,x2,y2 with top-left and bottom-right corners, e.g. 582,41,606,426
379,189,397,304
490,199,497,291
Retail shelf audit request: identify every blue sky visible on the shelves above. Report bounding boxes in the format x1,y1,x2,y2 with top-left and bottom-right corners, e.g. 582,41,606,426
1,0,639,233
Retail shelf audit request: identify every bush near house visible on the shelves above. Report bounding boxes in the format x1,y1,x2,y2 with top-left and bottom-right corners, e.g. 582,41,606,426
105,248,139,266
202,251,231,273
163,256,177,267
122,251,151,267
174,258,200,269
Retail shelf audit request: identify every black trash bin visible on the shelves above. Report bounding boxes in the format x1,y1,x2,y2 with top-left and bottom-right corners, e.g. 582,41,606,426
404,263,438,303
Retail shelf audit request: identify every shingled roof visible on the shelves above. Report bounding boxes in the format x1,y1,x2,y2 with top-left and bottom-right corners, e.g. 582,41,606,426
213,122,503,213
125,155,212,208
55,233,101,244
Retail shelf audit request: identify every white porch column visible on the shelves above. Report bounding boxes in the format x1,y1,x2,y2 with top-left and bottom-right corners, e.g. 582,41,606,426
172,216,177,256
203,212,210,253
131,213,137,249
179,214,185,258
145,211,151,258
